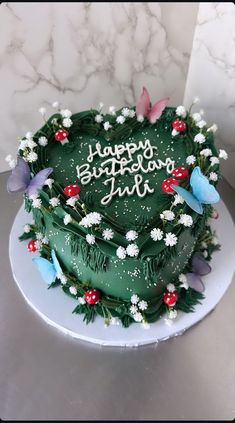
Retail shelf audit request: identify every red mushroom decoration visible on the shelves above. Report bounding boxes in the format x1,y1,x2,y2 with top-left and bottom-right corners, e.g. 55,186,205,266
85,289,101,305
54,129,69,142
27,239,37,253
163,291,178,307
63,184,81,197
161,178,179,193
172,120,187,133
171,166,189,180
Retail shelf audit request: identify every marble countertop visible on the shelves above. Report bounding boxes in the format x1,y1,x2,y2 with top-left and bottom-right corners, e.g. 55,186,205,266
1,171,235,420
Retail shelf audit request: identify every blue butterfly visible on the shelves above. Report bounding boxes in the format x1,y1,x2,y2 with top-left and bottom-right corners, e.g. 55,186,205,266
171,166,220,214
32,249,62,285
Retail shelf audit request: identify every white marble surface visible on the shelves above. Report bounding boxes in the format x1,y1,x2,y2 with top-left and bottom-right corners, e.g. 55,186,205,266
0,2,198,171
184,2,235,188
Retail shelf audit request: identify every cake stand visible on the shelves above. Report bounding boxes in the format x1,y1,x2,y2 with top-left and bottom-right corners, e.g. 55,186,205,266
9,200,235,347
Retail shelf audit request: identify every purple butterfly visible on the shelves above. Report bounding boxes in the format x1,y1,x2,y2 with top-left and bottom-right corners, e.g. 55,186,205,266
185,254,211,293
7,156,53,197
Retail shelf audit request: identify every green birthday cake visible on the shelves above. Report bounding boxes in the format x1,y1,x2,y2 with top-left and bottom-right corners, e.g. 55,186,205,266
7,88,227,327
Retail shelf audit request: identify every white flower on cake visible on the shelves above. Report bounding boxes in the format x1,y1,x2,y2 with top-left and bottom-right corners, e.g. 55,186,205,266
44,178,54,189
52,101,59,109
168,309,177,320
150,228,163,241
29,193,39,201
200,148,212,157
193,96,200,104
95,114,103,123
102,228,114,241
18,139,28,151
126,230,138,242
138,300,148,311
203,250,208,258
36,232,43,240
179,273,188,289
27,139,37,149
186,155,196,165
194,133,206,144
38,107,46,116
108,106,116,116
196,120,207,129
129,110,136,118
5,154,16,169
192,112,201,122
26,151,38,163
116,246,126,259
131,294,139,304
219,149,228,160
66,197,77,208
60,109,72,118
78,297,86,305
166,283,176,293
98,102,104,111
110,317,120,325
173,194,184,206
130,305,138,314
59,273,67,285
69,286,77,296
137,114,144,122
160,210,175,221
64,214,72,225
23,224,31,233
176,105,186,118
171,129,179,137
86,234,96,245
201,241,207,249
209,172,218,182
49,197,60,207
207,124,218,133
141,321,150,329
32,198,42,209
25,132,33,139
164,232,178,247
42,237,49,245
35,240,42,251
103,121,112,131
116,115,125,124
80,212,102,228
63,117,72,128
38,136,48,147
210,156,219,166
133,312,143,322
178,214,193,227
126,243,139,257
212,236,218,245
121,107,130,117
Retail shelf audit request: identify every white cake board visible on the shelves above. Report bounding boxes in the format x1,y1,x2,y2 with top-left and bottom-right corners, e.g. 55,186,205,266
9,201,235,347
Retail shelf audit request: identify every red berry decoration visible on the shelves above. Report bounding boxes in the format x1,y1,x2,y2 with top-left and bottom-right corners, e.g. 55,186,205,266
85,289,101,305
27,239,37,253
172,120,187,132
171,166,189,180
161,178,179,193
63,183,81,197
54,129,69,141
163,291,178,307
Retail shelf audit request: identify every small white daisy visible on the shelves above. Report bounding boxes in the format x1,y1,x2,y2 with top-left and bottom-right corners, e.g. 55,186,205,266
126,230,138,242
160,210,175,221
32,198,42,209
196,120,207,129
126,243,139,257
166,283,176,293
129,110,136,118
209,172,218,182
63,117,73,128
78,297,86,305
60,109,72,118
203,250,208,258
210,156,220,166
23,224,31,233
66,197,77,208
168,309,178,320
39,107,46,116
212,236,219,245
86,234,95,245
192,112,202,123
219,149,228,160
116,246,126,259
25,132,33,139
173,194,184,206
64,214,72,225
176,105,186,118
36,232,44,240
27,139,37,149
131,294,139,305
164,233,178,247
193,96,200,104
38,136,48,147
150,228,163,241
95,114,103,123
98,102,104,111
69,286,77,296
80,212,102,228
52,101,59,109
26,151,38,163
179,273,187,284
200,148,212,157
49,197,60,207
141,321,150,329
42,237,49,245
138,300,148,311
103,121,112,131
102,228,114,241
137,115,144,122
194,133,206,144
178,214,193,227
35,240,42,250
186,155,196,165
59,274,67,285
116,115,125,124
130,305,138,315
201,241,207,249
44,178,54,189
133,312,143,323
207,124,218,133
121,107,130,117
108,106,116,115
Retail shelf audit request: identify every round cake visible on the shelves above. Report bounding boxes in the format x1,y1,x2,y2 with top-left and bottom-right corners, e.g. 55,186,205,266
7,88,227,327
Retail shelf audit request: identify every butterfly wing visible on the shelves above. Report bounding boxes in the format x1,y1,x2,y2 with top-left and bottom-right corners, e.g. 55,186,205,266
7,156,30,193
136,87,151,117
32,256,56,285
192,253,211,276
171,184,203,214
27,167,53,197
190,166,220,205
148,97,170,124
186,272,205,293
51,249,62,277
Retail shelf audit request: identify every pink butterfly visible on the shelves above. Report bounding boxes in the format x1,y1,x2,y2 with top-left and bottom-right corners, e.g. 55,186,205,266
136,87,170,124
